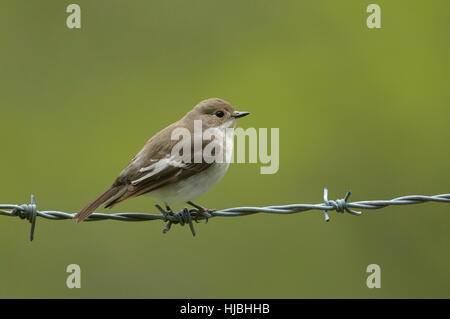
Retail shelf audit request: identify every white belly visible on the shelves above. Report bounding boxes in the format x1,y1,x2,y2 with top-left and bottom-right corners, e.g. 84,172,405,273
147,162,230,205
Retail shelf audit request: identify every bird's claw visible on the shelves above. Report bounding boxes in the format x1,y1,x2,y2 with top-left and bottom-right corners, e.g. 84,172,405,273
193,208,214,224
155,204,174,221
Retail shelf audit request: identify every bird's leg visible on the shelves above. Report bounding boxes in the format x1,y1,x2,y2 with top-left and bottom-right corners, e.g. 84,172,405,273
165,202,173,214
186,201,214,223
154,202,178,234
154,202,174,220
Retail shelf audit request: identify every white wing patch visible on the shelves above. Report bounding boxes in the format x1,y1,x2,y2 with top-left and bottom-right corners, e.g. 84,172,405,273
131,157,186,185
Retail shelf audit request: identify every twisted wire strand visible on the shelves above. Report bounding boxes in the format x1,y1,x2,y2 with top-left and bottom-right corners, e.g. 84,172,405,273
0,188,449,241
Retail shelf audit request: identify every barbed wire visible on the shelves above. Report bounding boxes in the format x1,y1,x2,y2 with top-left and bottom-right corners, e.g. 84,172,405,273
0,188,449,241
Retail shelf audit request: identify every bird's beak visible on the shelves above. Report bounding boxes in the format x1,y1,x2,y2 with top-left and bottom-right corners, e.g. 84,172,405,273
232,111,250,119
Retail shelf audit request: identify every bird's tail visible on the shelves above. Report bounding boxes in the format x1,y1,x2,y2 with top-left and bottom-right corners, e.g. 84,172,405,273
73,186,123,223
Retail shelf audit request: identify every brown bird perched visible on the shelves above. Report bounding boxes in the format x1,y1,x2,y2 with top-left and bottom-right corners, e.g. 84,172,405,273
74,98,250,223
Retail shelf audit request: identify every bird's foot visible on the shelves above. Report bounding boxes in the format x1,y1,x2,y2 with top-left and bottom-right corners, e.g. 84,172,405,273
186,201,214,223
155,203,198,236
155,203,175,221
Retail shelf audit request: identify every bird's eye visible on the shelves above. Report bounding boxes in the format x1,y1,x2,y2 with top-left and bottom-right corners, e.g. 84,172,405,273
215,111,224,118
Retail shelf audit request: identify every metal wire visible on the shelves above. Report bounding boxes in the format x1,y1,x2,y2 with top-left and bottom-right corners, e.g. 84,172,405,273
0,188,449,241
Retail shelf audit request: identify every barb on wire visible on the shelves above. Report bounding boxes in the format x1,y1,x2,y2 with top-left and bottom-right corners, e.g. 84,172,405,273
0,188,449,241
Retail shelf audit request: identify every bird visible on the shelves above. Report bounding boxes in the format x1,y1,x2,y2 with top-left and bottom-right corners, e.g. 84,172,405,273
73,98,250,223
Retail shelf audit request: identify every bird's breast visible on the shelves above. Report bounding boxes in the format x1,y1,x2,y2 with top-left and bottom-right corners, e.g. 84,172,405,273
146,128,234,205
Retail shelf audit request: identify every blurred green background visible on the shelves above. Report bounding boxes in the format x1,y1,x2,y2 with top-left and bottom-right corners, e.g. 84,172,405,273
0,0,449,298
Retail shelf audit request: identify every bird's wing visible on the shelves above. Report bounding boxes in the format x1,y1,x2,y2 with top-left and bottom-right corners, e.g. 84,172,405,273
74,122,214,223
106,159,212,207
105,124,215,207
